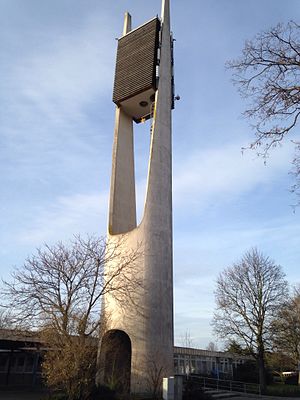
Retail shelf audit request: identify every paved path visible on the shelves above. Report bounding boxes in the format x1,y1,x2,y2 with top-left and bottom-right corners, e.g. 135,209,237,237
1,391,299,400
207,390,300,400
232,397,299,400
0,391,47,400
223,395,299,400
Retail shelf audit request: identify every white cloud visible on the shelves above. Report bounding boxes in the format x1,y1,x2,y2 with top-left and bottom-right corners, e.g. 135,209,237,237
173,141,294,211
174,313,214,348
174,217,300,285
173,215,300,347
16,34,112,120
2,14,115,144
17,191,108,246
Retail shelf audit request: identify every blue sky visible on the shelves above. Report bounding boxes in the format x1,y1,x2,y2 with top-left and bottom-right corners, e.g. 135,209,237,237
1,0,300,348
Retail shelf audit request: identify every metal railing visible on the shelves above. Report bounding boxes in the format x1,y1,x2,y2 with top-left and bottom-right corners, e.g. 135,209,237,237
188,375,261,396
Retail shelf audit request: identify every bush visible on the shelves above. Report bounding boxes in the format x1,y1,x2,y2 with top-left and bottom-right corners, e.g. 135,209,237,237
183,379,212,400
88,385,117,399
284,374,298,385
46,394,68,400
267,383,300,397
233,361,259,383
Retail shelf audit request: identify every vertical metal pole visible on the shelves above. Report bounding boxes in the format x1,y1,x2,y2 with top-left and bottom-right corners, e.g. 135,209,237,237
123,12,132,35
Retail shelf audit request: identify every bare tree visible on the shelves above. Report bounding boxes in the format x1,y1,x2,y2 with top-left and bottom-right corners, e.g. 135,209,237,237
181,330,194,348
206,342,218,352
0,235,141,400
0,310,14,329
224,340,249,356
42,330,98,400
212,248,288,392
271,285,300,369
180,331,194,375
266,352,294,383
228,21,300,199
144,351,167,400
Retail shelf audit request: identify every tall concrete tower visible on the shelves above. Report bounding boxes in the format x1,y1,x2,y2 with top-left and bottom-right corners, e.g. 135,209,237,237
98,0,175,395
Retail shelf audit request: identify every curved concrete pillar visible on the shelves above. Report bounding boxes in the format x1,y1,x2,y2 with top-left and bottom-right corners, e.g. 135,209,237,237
98,0,174,395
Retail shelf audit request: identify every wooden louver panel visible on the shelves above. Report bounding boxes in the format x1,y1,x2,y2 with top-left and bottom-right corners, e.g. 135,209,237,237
113,18,160,105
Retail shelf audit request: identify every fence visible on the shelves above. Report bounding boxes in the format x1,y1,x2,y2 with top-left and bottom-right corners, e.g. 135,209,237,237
188,375,261,396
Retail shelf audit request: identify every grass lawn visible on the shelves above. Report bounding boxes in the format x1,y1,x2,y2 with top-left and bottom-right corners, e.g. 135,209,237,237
267,384,300,397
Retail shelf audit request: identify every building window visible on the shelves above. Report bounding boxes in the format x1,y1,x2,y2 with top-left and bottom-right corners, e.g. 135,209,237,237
0,354,8,372
25,355,34,373
16,355,25,372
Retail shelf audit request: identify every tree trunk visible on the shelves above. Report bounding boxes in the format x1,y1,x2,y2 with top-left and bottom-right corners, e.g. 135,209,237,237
258,352,266,394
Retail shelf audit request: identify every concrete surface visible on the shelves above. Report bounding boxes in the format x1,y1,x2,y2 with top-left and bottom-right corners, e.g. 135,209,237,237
233,397,299,400
98,0,174,395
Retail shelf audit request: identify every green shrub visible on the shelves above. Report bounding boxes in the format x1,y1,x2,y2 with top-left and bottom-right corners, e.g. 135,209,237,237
233,360,259,383
284,374,298,385
45,393,68,400
183,379,212,400
266,384,300,397
88,384,117,399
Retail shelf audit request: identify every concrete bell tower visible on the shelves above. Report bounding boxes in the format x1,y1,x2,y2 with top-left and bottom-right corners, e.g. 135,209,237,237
98,0,175,395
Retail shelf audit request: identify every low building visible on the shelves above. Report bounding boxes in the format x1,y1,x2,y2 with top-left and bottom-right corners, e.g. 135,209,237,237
174,346,249,378
0,330,250,388
0,329,44,388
